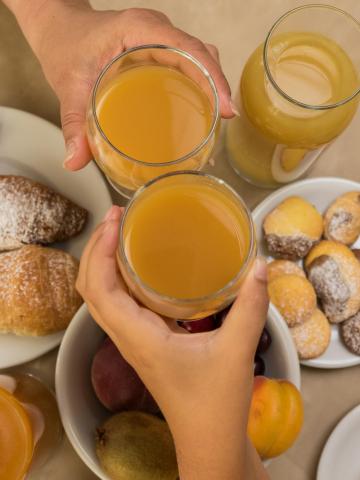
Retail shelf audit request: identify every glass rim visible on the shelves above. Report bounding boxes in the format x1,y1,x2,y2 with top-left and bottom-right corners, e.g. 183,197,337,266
118,170,256,305
263,4,360,111
91,44,220,167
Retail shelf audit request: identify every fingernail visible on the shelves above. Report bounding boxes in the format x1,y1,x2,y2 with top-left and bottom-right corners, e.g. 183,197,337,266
63,141,76,169
104,205,118,222
254,257,268,282
230,99,240,117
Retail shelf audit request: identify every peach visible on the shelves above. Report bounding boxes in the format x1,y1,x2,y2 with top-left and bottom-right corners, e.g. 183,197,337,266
247,376,303,459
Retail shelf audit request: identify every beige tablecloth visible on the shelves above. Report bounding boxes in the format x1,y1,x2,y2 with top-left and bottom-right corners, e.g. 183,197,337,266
1,1,360,479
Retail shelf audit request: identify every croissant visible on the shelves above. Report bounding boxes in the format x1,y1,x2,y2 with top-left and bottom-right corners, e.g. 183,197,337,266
0,175,87,251
0,245,83,335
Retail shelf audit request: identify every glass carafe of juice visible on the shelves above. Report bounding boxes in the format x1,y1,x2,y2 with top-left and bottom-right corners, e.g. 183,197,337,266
117,171,256,319
226,5,360,188
87,45,219,198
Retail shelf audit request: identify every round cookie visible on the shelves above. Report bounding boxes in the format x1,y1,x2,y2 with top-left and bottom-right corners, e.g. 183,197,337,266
268,274,317,327
290,309,331,359
341,312,360,355
263,196,323,260
268,259,305,283
324,192,360,245
305,241,360,323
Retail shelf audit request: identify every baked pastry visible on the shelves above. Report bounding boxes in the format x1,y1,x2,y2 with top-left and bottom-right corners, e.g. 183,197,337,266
267,259,305,283
324,192,360,245
263,196,323,259
341,312,360,355
352,249,360,263
268,274,317,327
0,175,87,251
290,309,331,359
306,241,360,323
0,245,82,335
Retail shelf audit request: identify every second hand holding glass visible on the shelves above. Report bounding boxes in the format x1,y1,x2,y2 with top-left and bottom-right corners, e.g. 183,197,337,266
117,171,256,320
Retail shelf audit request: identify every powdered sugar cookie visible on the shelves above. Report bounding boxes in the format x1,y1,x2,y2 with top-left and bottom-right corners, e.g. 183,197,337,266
324,192,360,245
268,259,305,283
268,274,317,327
263,196,323,260
290,309,331,359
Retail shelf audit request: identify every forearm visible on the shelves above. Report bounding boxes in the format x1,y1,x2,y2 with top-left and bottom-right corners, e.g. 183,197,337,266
167,373,268,480
174,426,268,480
3,0,90,55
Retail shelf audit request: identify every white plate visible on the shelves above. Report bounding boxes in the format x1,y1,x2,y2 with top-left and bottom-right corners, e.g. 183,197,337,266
0,106,112,368
252,177,360,369
317,404,360,480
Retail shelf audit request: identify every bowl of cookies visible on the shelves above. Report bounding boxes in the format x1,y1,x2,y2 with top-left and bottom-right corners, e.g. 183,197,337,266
253,177,360,369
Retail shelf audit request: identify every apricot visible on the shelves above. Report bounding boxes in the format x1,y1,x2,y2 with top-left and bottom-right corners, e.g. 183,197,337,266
247,376,303,459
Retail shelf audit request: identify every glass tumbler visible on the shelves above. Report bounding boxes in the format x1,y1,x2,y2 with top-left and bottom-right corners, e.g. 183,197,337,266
117,171,256,320
87,45,219,198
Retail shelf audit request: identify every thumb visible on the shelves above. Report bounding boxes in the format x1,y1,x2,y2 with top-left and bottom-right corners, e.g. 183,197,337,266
60,87,93,171
220,257,269,360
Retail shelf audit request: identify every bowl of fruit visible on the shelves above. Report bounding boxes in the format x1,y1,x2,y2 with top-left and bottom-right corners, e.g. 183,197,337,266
55,303,301,479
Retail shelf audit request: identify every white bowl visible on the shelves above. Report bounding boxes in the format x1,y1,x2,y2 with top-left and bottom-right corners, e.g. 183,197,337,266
252,177,360,369
55,303,300,479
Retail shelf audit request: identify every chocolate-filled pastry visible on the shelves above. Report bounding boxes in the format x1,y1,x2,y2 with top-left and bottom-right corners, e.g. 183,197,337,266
324,192,360,245
0,175,87,251
306,241,360,323
263,196,323,260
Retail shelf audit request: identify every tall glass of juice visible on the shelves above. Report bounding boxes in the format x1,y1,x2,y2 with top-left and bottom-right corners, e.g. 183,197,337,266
117,171,256,320
226,5,360,188
87,45,219,198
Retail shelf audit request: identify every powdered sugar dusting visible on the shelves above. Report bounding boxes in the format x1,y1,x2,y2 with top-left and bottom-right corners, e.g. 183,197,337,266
0,176,87,251
307,253,360,322
341,312,360,355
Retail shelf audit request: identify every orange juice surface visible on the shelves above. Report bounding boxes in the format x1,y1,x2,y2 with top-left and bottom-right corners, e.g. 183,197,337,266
97,65,213,163
123,180,251,299
0,387,33,480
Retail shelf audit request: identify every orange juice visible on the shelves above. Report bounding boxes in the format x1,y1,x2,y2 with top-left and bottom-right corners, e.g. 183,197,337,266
226,31,359,187
0,387,33,480
118,173,255,319
97,65,213,163
87,46,219,197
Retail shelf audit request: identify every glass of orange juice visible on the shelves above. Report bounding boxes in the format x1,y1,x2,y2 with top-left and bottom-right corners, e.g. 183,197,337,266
117,171,256,320
0,386,34,480
87,45,219,198
226,5,360,188
0,372,62,479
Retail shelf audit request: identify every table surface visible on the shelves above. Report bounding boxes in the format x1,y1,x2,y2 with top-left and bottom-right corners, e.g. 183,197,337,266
1,1,360,479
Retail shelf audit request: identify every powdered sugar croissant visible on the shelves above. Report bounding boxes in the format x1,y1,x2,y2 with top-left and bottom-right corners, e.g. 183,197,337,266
0,175,87,251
